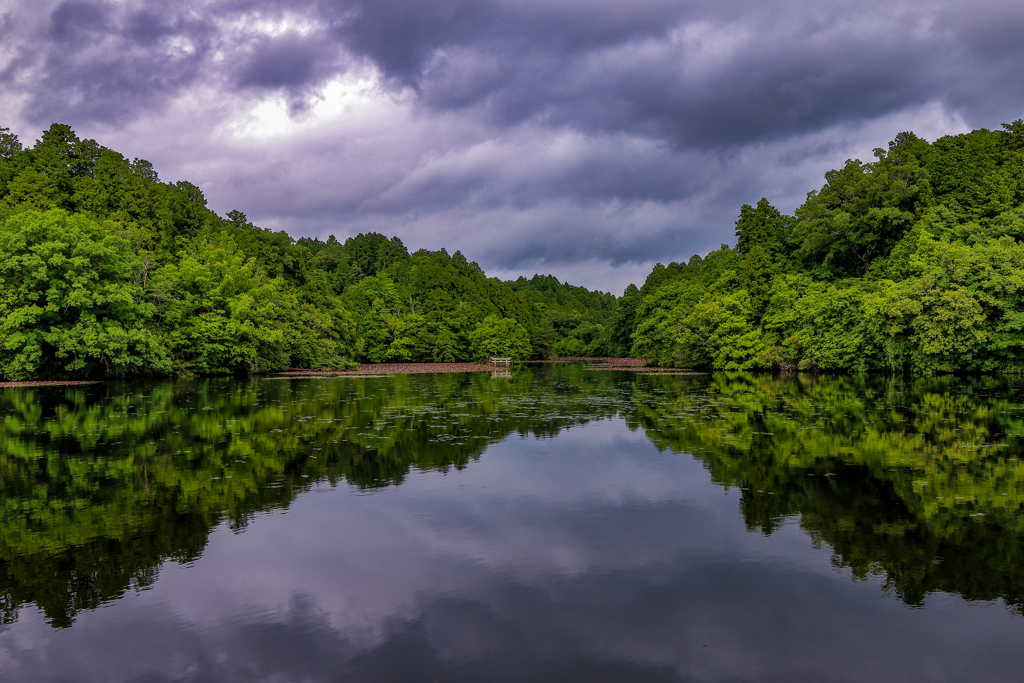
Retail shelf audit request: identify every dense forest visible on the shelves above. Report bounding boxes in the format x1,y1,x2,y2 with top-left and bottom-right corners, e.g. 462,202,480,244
3,119,1024,378
0,124,620,380
624,119,1024,373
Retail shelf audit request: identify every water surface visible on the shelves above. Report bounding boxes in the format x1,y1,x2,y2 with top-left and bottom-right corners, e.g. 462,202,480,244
1,367,1023,681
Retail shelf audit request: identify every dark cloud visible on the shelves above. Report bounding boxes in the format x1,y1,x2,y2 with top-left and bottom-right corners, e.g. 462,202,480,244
484,225,694,271
238,33,324,89
233,29,347,114
48,1,110,44
13,0,1020,141
407,14,945,149
309,0,1024,148
10,1,214,126
126,10,183,46
336,0,500,82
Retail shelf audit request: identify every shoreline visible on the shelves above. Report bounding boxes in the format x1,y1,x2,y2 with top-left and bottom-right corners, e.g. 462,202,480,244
0,359,662,386
277,358,650,377
0,380,102,388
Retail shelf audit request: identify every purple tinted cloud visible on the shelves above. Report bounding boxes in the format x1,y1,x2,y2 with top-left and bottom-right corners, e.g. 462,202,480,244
1,0,1022,292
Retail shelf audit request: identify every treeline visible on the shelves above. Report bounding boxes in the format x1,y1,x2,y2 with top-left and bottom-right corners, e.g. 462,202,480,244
624,120,1024,373
299,238,623,363
0,124,621,380
7,119,1024,379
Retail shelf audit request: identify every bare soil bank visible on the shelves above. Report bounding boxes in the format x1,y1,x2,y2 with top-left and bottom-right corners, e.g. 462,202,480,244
1,359,681,385
278,358,651,377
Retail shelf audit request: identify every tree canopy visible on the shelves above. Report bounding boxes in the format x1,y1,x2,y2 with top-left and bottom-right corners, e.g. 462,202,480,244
626,121,1024,373
6,119,1024,378
0,124,618,379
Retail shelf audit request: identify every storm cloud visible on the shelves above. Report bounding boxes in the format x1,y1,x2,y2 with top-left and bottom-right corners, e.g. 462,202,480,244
1,0,1022,291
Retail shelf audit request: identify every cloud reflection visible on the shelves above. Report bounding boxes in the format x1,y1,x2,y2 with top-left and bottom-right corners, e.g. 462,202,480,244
2,420,1023,682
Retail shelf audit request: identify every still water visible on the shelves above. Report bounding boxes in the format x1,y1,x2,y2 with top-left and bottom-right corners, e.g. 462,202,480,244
1,365,1023,682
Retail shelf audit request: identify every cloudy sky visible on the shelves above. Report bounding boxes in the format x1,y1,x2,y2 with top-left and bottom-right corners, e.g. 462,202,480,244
1,0,1023,293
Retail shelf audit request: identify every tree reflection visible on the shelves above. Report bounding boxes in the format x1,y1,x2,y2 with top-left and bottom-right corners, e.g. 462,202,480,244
2,368,1024,628
0,366,620,627
629,372,1024,612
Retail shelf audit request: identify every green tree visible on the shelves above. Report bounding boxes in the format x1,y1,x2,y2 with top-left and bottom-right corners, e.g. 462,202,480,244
468,315,532,361
740,244,777,318
607,284,641,356
344,232,410,278
0,127,22,159
0,210,169,379
795,132,931,277
432,324,461,362
149,236,287,374
735,198,786,256
1002,119,1024,149
2,168,59,211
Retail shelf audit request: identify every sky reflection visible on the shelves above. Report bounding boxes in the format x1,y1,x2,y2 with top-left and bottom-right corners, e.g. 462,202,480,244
3,415,1022,682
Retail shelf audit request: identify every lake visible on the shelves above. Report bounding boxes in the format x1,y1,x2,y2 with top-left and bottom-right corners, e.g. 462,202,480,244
1,365,1023,682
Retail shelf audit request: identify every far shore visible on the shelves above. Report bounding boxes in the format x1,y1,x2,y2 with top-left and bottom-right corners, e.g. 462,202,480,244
0,358,660,387
277,357,649,377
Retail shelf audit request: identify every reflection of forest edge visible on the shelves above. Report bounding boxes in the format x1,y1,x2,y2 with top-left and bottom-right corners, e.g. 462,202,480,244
633,372,1024,613
2,367,1023,627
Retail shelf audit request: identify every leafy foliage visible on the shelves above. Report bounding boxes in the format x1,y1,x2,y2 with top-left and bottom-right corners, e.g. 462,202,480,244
629,121,1024,373
0,211,168,379
0,124,615,379
508,274,619,357
469,315,532,360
